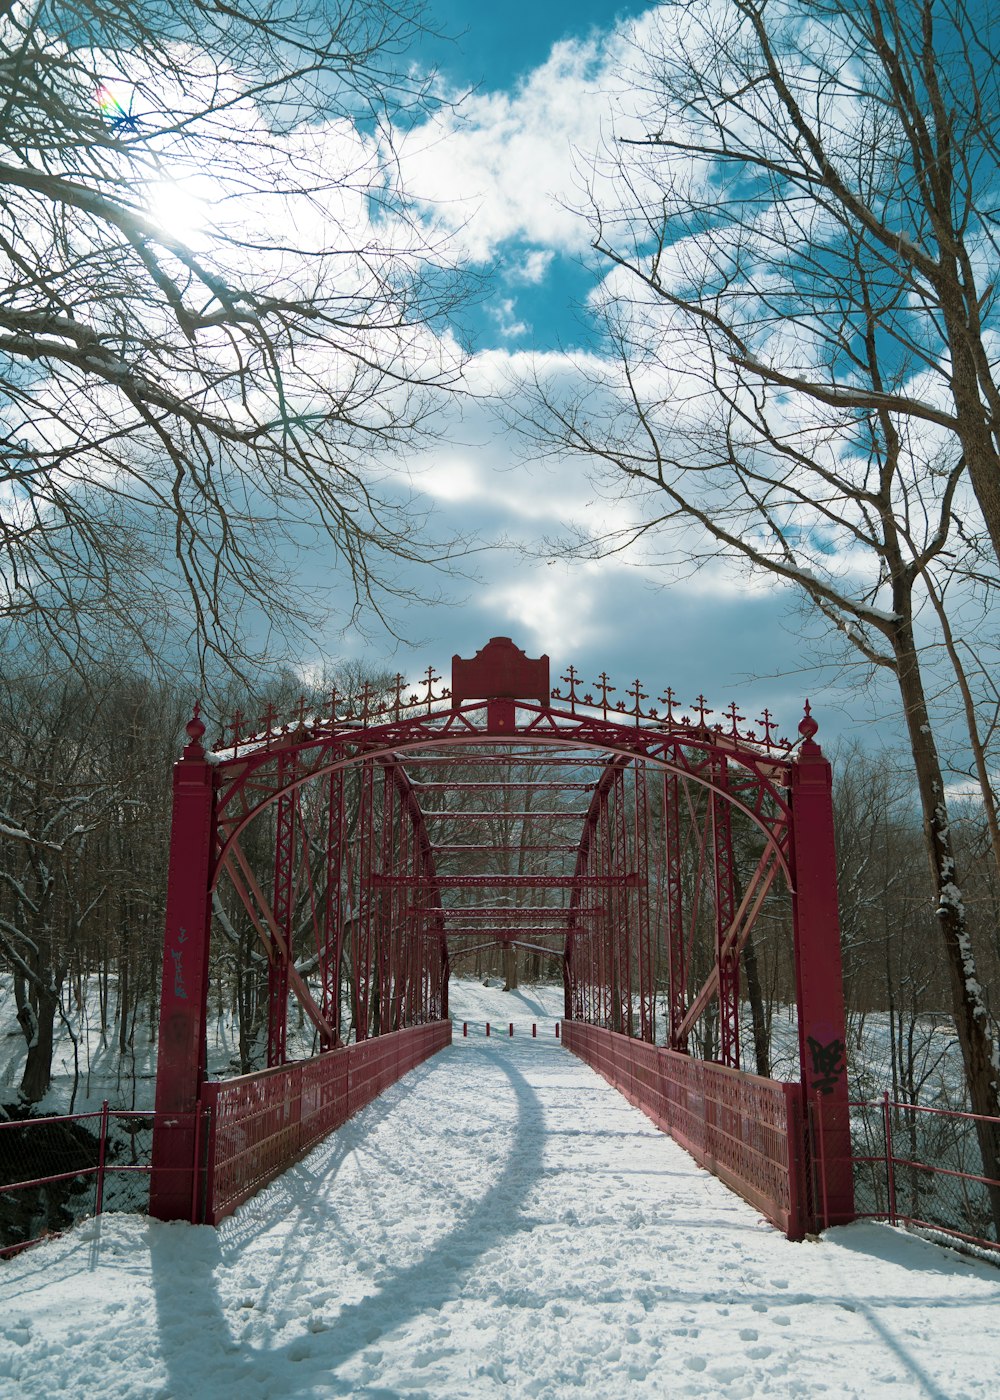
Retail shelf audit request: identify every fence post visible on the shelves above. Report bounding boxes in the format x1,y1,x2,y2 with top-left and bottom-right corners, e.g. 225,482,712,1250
509,1022,514,1038
782,1083,807,1241
532,1023,537,1038
95,1100,110,1217
190,1099,204,1224
883,1091,897,1226
200,1082,219,1225
486,1022,490,1037
556,1022,561,1039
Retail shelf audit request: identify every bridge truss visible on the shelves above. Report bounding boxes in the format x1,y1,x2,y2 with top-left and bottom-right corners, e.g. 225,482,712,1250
150,638,853,1232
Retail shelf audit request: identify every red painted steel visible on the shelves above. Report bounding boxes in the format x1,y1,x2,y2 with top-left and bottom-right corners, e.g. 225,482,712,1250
452,636,550,706
664,771,686,1050
149,638,854,1233
712,757,740,1067
321,767,346,1045
563,1021,808,1239
150,714,217,1221
789,716,854,1226
202,1021,451,1224
268,752,296,1067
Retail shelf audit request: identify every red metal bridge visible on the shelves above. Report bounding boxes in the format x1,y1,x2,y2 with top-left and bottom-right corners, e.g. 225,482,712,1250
149,637,853,1237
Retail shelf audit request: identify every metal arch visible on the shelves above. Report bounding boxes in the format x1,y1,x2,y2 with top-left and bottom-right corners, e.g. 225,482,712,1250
207,707,794,1069
563,743,761,1060
209,708,795,892
219,747,449,1061
566,754,632,1031
340,754,449,1043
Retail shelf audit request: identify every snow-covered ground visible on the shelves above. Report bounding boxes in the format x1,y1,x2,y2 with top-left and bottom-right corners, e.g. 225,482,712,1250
1,980,998,1399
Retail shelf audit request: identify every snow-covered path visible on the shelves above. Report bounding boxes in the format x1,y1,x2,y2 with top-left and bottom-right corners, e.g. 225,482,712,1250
2,1015,1000,1398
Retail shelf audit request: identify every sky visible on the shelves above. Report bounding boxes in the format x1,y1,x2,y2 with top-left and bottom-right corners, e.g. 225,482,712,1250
289,1,899,755
258,3,906,753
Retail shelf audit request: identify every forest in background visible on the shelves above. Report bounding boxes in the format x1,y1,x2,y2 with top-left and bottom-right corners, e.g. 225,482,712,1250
1,658,996,1121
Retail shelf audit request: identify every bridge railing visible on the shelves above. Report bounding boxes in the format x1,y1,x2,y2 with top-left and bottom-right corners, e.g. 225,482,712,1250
562,1021,808,1239
831,1093,1000,1257
202,1020,452,1225
1,1103,155,1258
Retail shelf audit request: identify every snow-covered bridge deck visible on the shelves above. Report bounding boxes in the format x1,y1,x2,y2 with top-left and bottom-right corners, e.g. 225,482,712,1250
2,1020,999,1398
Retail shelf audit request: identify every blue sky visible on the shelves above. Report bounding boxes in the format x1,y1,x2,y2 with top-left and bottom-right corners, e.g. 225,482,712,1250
425,3,650,92
302,3,902,755
418,3,651,353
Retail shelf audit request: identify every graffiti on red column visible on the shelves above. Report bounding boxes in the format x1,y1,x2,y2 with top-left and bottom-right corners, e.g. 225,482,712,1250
170,928,188,1000
807,1036,845,1095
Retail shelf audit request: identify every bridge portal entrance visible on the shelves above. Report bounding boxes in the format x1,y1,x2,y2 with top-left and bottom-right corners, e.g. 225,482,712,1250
149,638,853,1235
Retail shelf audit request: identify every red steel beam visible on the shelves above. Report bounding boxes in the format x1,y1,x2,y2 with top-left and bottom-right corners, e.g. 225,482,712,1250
375,873,639,888
413,780,596,790
430,844,580,854
439,927,581,938
397,755,610,765
712,755,740,1068
430,905,592,917
420,811,587,820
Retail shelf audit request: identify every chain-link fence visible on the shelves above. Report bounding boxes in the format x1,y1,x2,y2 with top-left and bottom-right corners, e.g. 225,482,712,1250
843,1094,1000,1257
0,1104,153,1257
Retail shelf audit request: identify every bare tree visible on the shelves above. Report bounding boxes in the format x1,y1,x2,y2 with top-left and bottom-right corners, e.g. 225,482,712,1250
1,1,467,675
0,667,177,1102
516,0,1000,1208
590,0,1000,562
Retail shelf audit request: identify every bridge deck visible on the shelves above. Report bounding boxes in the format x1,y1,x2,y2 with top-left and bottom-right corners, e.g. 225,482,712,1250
2,1016,998,1396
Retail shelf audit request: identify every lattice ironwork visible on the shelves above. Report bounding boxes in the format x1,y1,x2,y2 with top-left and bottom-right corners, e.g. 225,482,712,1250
563,1022,807,1239
150,636,853,1234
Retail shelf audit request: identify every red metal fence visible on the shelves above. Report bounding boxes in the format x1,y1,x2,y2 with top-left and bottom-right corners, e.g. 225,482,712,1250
834,1093,1000,1257
2,1020,451,1254
563,1021,808,1239
1,1103,154,1258
202,1020,452,1224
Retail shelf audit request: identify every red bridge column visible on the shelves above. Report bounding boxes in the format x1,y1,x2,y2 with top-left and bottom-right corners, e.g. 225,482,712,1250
790,707,855,1228
149,712,217,1221
268,752,296,1066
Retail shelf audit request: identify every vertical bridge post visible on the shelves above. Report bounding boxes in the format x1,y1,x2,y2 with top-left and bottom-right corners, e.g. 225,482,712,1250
790,706,855,1228
149,710,216,1221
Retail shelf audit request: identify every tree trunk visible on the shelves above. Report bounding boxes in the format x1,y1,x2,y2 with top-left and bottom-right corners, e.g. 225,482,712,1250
892,611,1000,1230
503,943,518,992
935,244,1000,567
742,928,770,1078
18,983,60,1103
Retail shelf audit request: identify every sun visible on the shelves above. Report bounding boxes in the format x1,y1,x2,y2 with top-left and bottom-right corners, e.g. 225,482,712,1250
144,176,212,249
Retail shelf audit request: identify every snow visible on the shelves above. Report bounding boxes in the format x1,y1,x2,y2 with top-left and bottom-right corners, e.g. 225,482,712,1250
2,981,999,1398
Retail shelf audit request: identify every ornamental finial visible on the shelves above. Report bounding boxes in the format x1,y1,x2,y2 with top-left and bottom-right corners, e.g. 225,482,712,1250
798,698,820,743
184,701,206,758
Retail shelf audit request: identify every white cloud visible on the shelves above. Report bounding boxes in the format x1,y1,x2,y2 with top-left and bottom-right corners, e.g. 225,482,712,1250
488,565,608,654
506,249,555,285
400,28,643,261
487,297,529,339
